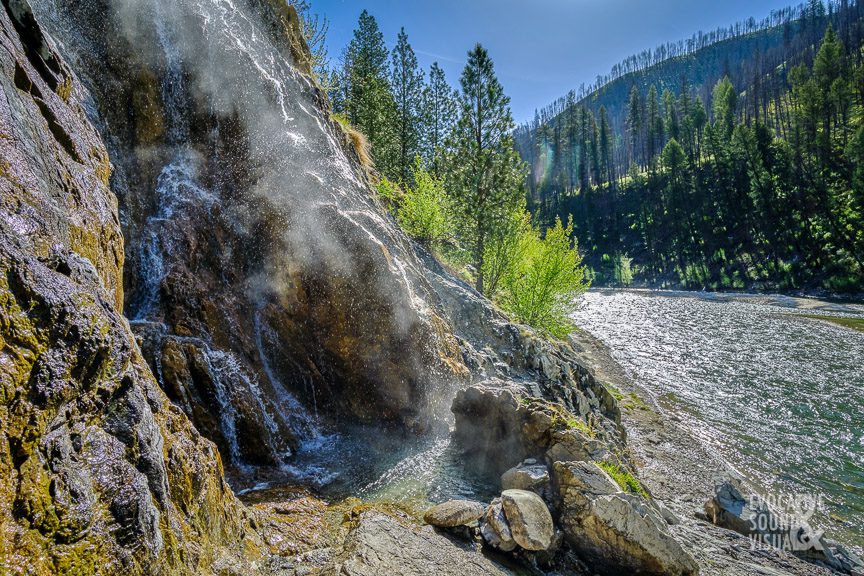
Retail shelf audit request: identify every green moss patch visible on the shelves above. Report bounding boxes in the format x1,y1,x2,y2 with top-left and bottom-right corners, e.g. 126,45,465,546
801,314,864,333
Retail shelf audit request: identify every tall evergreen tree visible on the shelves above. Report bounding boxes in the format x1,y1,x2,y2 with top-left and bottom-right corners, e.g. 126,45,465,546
390,28,425,183
446,44,527,294
344,11,397,176
421,63,457,174
599,106,614,186
712,76,738,138
627,86,643,169
647,85,663,171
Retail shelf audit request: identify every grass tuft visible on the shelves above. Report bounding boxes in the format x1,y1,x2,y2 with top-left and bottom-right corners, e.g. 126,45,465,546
597,461,650,499
331,113,373,172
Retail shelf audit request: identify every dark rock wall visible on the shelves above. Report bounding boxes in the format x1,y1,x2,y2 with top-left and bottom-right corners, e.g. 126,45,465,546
0,1,264,573
28,0,469,469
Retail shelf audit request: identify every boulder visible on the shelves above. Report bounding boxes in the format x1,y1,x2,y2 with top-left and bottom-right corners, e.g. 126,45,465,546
500,490,555,551
577,493,700,576
480,498,517,552
705,476,864,575
553,462,698,576
423,500,486,528
546,428,606,464
451,385,618,479
553,461,619,514
501,462,551,498
703,476,764,535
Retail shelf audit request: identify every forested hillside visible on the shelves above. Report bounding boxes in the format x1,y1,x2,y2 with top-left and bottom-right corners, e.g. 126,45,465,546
516,0,864,292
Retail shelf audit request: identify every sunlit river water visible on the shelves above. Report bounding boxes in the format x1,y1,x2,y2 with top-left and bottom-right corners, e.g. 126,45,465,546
572,290,864,549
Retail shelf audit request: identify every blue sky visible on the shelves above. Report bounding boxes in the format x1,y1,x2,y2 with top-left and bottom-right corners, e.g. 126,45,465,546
313,0,796,123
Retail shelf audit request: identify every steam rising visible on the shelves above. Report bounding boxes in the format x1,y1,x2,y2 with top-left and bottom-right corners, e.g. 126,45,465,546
30,0,456,433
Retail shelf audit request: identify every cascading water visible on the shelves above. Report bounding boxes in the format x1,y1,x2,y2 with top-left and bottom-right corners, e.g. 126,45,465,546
253,312,326,446
30,0,478,503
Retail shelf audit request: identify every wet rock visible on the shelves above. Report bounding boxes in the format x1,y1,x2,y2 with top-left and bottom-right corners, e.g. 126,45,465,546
0,3,265,572
419,249,620,426
500,490,555,551
423,500,486,528
452,384,618,479
480,498,516,552
37,0,470,470
324,511,513,576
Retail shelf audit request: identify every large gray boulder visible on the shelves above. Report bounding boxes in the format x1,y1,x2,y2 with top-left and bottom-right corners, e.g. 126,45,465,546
423,500,486,528
553,462,699,576
502,462,551,499
706,476,864,575
581,493,700,576
500,490,555,551
451,385,617,479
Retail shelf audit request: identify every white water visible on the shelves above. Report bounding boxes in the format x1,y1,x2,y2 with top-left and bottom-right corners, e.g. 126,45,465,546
253,312,329,451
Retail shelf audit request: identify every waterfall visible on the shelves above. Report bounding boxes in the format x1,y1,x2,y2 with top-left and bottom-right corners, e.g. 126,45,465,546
28,0,454,494
253,313,330,452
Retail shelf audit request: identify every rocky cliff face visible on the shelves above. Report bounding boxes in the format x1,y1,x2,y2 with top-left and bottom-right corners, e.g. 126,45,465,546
29,0,470,472
0,2,265,573
0,0,629,573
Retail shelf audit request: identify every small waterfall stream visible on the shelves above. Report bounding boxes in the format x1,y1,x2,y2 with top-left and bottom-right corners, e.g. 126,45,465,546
29,0,481,505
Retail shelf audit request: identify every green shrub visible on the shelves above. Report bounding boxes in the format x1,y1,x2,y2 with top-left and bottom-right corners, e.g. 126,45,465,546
375,176,401,209
613,253,634,286
500,216,590,338
396,162,452,245
481,209,532,297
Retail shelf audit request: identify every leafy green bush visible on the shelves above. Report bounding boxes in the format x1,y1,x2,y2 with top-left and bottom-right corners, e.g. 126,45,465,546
481,209,532,297
395,163,452,245
375,176,401,209
500,216,590,338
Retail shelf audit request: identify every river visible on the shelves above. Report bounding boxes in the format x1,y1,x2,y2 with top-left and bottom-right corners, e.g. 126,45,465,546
571,289,864,550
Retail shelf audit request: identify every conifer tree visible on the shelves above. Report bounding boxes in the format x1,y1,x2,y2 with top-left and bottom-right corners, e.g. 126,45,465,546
712,76,738,138
390,28,425,183
627,86,643,169
446,44,527,294
344,11,397,176
421,63,458,174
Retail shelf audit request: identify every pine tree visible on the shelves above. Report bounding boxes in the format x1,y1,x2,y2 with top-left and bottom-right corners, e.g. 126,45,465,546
421,63,457,174
647,85,663,171
663,88,679,141
712,76,738,138
599,106,614,186
627,86,643,169
390,28,425,183
446,44,527,294
344,11,397,176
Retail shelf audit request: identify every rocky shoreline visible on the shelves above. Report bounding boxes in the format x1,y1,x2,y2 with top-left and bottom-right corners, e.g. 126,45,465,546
568,329,860,575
